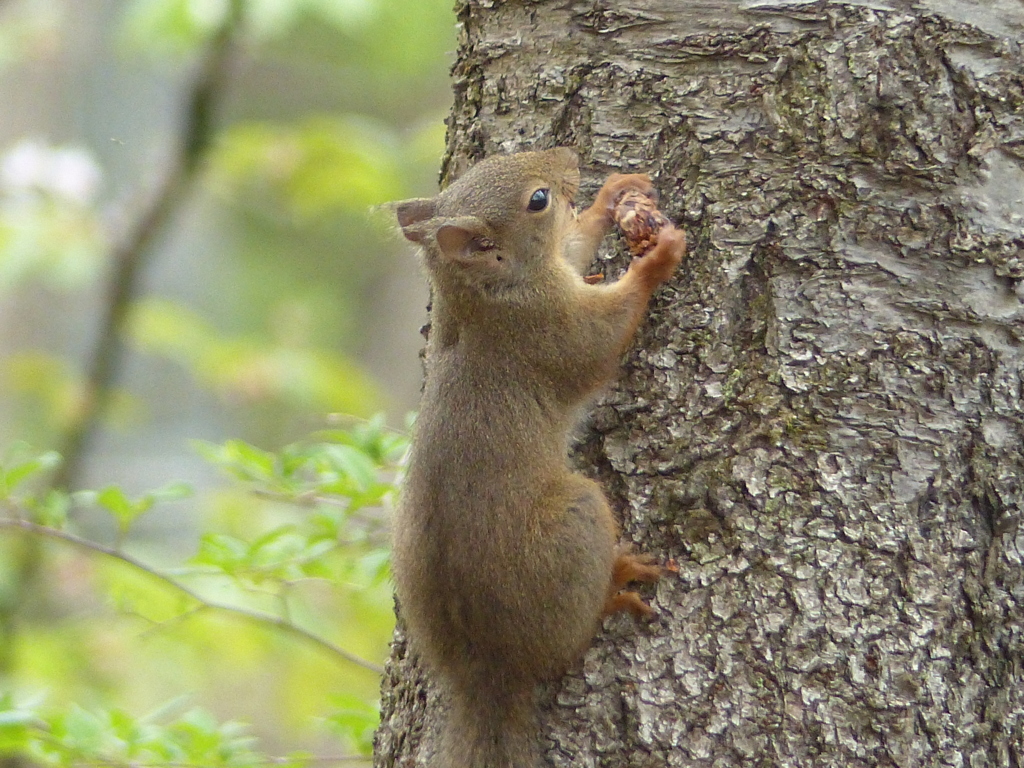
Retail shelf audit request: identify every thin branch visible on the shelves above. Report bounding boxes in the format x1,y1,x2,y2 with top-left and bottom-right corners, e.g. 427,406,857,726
0,517,385,675
52,1,245,492
133,603,206,641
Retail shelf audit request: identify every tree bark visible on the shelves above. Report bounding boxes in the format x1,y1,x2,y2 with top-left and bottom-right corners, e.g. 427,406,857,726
375,1,1024,766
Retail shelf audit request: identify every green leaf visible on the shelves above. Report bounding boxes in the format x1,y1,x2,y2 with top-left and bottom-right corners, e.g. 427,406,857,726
94,485,153,532
317,413,411,464
321,444,378,493
4,700,267,768
69,480,186,533
0,695,36,754
0,710,35,728
325,693,378,755
149,480,194,503
95,485,134,516
0,449,61,497
192,533,250,575
53,705,105,755
28,489,71,528
248,527,304,565
197,439,279,483
354,547,391,585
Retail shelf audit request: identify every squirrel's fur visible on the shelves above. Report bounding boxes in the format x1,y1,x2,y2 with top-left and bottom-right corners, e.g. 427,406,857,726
392,148,684,768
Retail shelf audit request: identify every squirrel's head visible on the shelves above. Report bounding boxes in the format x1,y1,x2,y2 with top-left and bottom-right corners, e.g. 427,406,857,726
394,148,581,296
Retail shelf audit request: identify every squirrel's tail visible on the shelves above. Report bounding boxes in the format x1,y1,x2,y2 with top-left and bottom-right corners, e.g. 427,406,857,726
438,682,540,768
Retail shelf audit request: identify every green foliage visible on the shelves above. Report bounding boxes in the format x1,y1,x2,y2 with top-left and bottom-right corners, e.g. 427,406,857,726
78,482,193,541
200,414,405,501
0,420,407,764
0,694,270,768
192,526,335,584
0,443,61,499
0,0,451,764
128,299,380,414
193,423,403,588
212,117,407,218
0,443,70,527
326,692,379,755
121,0,454,78
122,0,378,53
352,0,455,76
0,692,37,755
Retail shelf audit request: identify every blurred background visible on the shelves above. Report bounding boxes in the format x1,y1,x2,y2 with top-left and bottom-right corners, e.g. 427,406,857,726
0,0,454,763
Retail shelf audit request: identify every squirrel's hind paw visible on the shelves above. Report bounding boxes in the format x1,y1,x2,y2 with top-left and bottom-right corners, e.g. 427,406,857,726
604,549,663,619
604,589,657,620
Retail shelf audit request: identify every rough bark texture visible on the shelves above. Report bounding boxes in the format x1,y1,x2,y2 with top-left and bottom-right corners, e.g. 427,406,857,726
375,1,1024,766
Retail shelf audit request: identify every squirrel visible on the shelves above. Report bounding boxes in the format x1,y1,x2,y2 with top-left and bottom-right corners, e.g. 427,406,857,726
391,147,685,768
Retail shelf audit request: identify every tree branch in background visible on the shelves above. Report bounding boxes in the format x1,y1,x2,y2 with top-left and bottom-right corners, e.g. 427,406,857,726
0,12,250,748
0,516,385,675
53,0,245,492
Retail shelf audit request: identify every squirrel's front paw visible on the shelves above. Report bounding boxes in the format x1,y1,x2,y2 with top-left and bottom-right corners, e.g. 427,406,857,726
630,224,685,287
596,173,655,214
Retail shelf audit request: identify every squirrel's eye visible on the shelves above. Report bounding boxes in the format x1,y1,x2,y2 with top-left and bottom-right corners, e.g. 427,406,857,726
527,188,550,212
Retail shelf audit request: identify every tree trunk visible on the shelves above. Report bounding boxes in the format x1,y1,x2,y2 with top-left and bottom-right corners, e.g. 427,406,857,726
374,1,1024,766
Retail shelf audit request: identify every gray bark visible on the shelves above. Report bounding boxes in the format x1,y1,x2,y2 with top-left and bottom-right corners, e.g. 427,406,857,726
375,1,1024,766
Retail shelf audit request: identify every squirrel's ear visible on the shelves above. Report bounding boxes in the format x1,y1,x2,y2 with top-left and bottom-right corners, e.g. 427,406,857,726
545,147,580,201
435,217,494,264
394,198,437,243
547,147,579,170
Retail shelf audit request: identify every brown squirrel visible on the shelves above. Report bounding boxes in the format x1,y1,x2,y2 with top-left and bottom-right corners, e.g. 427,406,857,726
392,148,685,768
